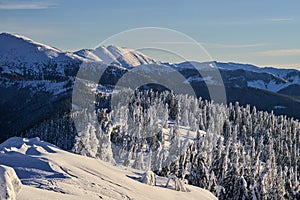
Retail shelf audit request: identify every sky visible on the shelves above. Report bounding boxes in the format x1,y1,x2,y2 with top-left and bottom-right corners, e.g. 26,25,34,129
1,0,300,69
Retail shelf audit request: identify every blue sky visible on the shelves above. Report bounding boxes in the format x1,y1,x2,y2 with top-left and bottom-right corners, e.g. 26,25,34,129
1,0,300,69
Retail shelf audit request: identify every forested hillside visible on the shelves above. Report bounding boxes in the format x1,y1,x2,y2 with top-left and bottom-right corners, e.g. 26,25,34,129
24,90,300,199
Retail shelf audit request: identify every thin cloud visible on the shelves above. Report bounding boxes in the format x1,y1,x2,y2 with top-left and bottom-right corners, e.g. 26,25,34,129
203,42,268,49
259,49,300,56
147,41,197,45
148,41,268,49
266,18,294,22
0,0,57,10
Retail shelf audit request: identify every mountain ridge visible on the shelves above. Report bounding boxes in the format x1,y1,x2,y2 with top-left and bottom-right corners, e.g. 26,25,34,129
0,33,84,63
0,32,300,143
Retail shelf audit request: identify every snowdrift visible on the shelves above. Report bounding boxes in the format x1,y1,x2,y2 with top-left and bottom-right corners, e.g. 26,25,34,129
0,137,216,200
0,165,22,200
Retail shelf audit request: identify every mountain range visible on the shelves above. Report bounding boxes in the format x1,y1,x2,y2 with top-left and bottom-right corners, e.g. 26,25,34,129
0,32,299,143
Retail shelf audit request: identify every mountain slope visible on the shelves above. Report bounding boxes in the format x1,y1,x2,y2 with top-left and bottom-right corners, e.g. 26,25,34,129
176,61,300,93
213,62,300,79
0,33,83,78
0,137,216,200
0,33,83,64
278,84,300,99
74,45,157,68
0,33,82,142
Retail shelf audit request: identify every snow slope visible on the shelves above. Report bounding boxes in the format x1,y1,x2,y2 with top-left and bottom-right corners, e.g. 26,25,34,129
0,33,85,77
75,45,157,68
0,33,156,72
0,33,83,64
0,137,216,200
246,79,290,92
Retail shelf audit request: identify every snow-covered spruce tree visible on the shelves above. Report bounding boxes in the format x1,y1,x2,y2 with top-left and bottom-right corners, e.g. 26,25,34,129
167,122,182,176
151,141,162,172
73,122,98,158
156,144,169,176
182,109,189,127
22,112,76,150
165,174,187,192
123,146,133,167
222,134,246,200
163,104,169,129
132,150,145,170
97,124,115,163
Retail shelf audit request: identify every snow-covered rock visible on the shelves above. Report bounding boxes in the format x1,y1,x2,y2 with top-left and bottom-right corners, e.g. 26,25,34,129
165,174,187,192
0,165,22,200
141,170,156,186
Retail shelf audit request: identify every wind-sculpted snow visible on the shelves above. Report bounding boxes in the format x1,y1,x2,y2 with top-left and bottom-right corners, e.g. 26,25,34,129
0,137,216,200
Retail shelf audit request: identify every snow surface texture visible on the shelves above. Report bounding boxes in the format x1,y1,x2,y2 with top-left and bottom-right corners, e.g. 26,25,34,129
0,137,216,200
74,45,157,68
0,165,22,200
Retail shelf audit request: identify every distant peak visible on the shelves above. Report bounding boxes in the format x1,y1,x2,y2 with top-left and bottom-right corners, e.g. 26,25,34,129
1,32,31,40
0,32,41,46
0,32,62,53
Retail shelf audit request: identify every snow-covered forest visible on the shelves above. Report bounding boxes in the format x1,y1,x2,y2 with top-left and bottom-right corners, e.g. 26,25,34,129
23,89,300,200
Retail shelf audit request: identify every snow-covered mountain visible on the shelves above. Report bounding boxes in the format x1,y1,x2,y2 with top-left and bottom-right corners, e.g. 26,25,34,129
0,32,298,94
214,62,300,89
214,62,300,80
0,33,158,79
0,33,83,63
0,33,85,77
74,45,157,68
0,137,216,200
176,61,300,93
